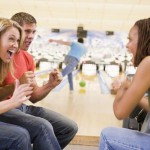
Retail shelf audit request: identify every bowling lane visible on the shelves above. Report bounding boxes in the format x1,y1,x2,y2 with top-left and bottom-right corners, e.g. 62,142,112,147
35,68,80,91
27,63,122,139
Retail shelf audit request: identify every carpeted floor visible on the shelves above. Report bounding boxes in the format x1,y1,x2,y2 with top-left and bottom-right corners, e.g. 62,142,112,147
64,145,98,150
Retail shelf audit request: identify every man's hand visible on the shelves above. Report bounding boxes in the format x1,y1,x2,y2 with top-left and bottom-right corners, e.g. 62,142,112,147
19,71,35,85
47,69,62,89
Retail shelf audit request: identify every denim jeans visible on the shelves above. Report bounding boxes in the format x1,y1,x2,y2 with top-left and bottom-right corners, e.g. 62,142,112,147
0,122,32,150
141,112,150,133
0,104,78,150
62,55,79,91
100,127,150,150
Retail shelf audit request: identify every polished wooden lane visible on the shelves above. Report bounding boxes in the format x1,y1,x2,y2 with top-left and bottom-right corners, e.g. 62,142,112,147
26,71,122,146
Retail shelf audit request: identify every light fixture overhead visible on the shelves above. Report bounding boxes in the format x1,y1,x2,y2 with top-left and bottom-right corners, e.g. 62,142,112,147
77,26,87,38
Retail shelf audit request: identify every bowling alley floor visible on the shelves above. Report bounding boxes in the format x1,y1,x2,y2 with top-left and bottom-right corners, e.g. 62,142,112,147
26,71,122,147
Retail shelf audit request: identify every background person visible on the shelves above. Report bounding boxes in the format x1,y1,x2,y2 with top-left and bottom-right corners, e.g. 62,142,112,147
49,38,87,91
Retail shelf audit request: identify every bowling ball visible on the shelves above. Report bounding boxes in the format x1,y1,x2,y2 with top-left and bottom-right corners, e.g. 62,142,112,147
79,80,86,87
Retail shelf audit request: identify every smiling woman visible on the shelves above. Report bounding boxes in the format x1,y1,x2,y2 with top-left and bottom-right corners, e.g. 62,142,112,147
0,18,33,150
99,18,150,150
1,28,20,63
0,18,23,83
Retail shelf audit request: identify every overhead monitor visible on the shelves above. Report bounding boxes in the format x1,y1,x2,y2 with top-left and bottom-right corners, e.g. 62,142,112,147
77,30,87,38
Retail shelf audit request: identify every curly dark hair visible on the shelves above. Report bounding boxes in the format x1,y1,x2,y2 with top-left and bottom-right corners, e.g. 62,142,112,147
134,18,150,67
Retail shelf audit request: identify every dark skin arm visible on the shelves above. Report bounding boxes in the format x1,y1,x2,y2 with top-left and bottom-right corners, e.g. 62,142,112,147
139,97,150,112
113,57,150,120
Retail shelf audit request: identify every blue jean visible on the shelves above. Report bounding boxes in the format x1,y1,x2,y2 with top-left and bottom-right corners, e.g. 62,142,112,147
141,112,150,133
62,55,79,91
0,122,32,150
99,127,150,150
0,104,78,150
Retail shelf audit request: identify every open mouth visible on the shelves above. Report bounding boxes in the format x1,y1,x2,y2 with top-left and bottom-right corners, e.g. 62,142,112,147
7,49,16,58
25,41,31,47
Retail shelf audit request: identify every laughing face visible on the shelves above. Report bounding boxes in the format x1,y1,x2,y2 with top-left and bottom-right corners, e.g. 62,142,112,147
126,25,138,64
21,23,36,51
0,26,20,63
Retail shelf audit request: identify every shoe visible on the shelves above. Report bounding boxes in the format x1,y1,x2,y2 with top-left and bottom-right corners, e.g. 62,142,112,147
70,91,74,94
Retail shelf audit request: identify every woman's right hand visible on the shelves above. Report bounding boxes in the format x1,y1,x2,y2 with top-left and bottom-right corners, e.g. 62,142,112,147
10,80,33,106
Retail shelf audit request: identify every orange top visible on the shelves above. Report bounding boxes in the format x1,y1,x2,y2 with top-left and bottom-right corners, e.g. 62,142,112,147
4,49,35,85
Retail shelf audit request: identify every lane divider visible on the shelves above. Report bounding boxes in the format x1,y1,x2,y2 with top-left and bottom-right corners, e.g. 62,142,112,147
35,69,52,76
97,71,111,94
